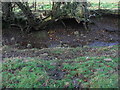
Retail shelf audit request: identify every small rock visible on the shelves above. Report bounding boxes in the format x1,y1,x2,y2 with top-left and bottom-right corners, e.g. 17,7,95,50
83,45,89,48
110,38,113,40
80,34,84,36
74,31,79,35
41,53,48,56
50,62,57,65
83,36,86,38
11,37,15,41
61,43,69,48
24,59,29,62
27,43,32,48
67,34,70,36
55,58,58,59
104,58,112,62
64,82,70,87
86,57,89,59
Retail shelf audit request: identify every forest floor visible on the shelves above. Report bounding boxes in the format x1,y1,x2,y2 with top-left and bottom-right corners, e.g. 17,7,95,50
2,45,119,88
2,14,119,88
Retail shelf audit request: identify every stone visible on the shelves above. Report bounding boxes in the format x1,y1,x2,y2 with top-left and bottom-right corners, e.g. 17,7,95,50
104,58,112,62
50,62,57,65
74,31,79,35
41,53,48,56
11,37,15,41
26,43,32,48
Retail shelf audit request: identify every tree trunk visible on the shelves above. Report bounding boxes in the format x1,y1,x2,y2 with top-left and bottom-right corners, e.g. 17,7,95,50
15,2,40,30
14,2,89,31
15,2,62,30
2,2,13,22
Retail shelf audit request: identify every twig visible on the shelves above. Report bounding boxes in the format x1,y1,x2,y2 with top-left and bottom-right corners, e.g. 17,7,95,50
10,24,23,31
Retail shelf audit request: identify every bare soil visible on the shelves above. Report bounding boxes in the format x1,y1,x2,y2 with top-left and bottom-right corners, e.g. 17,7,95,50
2,15,119,59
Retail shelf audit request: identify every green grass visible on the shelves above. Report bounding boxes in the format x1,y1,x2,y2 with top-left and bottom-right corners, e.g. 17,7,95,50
2,45,119,88
90,3,118,9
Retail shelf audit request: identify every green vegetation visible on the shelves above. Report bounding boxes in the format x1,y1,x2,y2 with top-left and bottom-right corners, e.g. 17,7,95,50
13,2,118,12
89,3,118,10
2,45,119,88
2,1,119,88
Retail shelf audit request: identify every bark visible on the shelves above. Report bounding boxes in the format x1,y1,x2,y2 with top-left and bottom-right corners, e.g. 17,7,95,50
15,2,63,30
2,2,13,22
15,2,40,30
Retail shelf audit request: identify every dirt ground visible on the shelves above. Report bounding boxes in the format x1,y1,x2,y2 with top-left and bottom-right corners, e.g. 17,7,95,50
2,14,119,88
2,14,119,59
